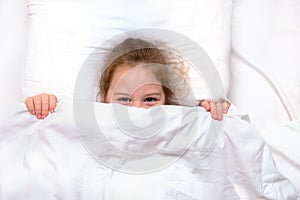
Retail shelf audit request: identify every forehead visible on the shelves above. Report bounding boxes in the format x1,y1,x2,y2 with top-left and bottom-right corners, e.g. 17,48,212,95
113,64,161,83
110,65,162,93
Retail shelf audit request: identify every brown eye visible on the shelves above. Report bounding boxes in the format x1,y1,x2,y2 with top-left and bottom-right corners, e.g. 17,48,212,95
144,97,157,102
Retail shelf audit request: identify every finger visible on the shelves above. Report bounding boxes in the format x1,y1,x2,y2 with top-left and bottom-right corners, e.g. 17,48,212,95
210,102,218,120
41,94,50,118
25,97,35,114
216,102,223,121
199,100,211,111
33,95,42,118
49,95,57,113
222,102,230,114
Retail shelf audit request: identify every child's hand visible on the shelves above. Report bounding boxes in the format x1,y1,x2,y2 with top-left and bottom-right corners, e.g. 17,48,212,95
199,100,230,121
25,93,57,119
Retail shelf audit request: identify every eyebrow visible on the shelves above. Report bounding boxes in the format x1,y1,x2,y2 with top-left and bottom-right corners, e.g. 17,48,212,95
144,93,162,96
113,92,130,96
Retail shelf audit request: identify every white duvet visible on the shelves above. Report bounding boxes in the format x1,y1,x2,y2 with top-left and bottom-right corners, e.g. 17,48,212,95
0,99,298,200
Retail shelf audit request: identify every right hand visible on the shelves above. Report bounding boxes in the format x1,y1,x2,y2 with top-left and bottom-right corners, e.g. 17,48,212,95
25,93,57,119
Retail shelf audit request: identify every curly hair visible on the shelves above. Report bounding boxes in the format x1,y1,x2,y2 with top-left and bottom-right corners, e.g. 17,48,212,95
99,38,190,105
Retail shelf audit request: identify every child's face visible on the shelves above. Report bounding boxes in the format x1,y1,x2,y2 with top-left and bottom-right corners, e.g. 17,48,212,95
104,65,165,109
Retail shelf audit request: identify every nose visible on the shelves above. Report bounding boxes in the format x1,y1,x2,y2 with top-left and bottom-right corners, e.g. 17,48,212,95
131,101,147,109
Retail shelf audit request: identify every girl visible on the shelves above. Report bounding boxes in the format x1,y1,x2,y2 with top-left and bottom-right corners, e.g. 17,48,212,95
25,38,230,120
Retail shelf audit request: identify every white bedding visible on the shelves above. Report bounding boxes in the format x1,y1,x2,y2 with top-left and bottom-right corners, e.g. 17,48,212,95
0,100,298,199
229,0,300,194
1,0,300,199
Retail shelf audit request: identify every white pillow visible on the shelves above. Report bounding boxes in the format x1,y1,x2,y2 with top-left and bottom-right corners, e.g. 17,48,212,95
0,0,27,108
25,0,232,101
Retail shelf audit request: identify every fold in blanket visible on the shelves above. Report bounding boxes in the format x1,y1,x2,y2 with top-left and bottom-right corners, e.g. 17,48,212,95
0,100,298,199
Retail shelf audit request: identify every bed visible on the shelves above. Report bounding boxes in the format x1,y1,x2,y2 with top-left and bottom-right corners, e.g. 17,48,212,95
0,0,299,199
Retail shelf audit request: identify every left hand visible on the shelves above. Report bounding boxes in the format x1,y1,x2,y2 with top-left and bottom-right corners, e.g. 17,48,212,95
199,100,230,121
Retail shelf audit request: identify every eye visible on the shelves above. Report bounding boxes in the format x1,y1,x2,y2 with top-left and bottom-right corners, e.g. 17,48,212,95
117,97,130,102
144,97,157,102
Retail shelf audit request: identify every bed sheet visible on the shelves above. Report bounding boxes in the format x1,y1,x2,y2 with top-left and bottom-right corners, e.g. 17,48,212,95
0,99,298,199
229,0,300,194
260,120,300,195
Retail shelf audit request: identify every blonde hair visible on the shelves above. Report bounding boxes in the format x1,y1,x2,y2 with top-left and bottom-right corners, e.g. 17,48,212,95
99,38,190,105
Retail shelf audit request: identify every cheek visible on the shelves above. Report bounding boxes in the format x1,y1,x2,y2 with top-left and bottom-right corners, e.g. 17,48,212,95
161,89,166,104
160,98,166,105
